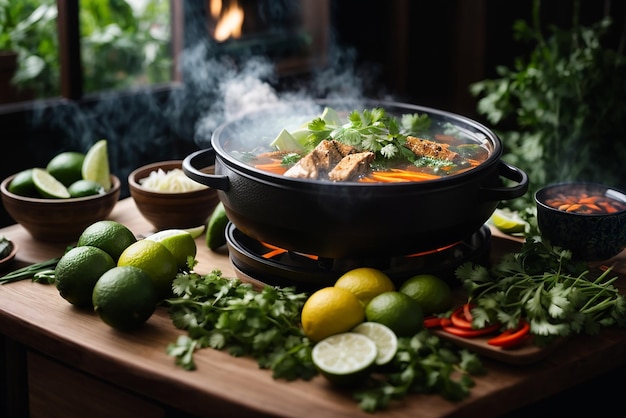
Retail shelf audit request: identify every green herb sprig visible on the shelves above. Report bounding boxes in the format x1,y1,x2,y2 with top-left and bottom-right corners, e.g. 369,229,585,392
0,257,60,284
307,108,430,161
455,232,626,346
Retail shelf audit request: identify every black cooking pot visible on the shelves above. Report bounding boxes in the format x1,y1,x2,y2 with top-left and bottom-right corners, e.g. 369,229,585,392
184,100,528,259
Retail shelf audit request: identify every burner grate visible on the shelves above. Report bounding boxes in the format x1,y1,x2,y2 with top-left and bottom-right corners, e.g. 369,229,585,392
226,223,491,292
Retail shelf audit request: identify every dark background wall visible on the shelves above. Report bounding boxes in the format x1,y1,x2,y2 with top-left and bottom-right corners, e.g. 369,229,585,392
1,0,624,227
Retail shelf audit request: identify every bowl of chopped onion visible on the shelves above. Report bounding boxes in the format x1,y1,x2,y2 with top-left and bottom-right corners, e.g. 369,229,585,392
128,160,219,231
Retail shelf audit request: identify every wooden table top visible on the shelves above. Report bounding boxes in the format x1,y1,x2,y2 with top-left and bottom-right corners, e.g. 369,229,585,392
1,198,626,417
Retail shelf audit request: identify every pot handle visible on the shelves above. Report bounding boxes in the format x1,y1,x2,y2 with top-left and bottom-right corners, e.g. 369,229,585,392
183,148,230,191
479,161,529,201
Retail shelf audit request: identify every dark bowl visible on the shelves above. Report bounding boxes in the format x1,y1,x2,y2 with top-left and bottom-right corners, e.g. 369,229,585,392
1,174,121,243
128,160,219,231
535,182,626,261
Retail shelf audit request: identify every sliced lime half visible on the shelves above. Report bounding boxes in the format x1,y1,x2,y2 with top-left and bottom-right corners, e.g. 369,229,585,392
352,322,398,366
32,168,71,199
312,332,377,386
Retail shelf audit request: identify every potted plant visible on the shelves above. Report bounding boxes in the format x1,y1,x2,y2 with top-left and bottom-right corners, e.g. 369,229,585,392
471,0,626,211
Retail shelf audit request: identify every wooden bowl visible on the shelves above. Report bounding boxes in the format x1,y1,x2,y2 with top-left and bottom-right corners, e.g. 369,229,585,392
0,174,121,243
128,160,219,232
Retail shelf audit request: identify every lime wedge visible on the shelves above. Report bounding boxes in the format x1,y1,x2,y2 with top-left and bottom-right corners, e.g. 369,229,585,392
206,202,229,250
32,168,71,199
490,208,527,234
182,225,205,239
352,322,398,366
82,139,111,191
269,129,305,152
312,332,377,387
321,106,343,126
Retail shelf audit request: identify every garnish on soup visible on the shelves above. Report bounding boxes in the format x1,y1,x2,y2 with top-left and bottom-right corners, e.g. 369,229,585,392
252,107,490,182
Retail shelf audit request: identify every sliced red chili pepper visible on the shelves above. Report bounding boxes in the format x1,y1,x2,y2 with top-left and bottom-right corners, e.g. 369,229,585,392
463,303,474,321
440,317,452,327
441,322,501,338
450,306,473,330
423,316,445,329
487,320,531,348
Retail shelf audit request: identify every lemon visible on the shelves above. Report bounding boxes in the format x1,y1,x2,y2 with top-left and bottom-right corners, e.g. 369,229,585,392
334,267,396,306
206,201,229,250
352,322,398,366
54,246,116,308
311,332,377,387
117,239,178,300
365,291,423,337
8,169,38,197
31,167,71,198
490,208,528,234
399,274,453,316
46,151,85,187
146,229,197,270
82,139,111,191
68,179,105,198
77,220,137,262
300,286,365,342
92,266,159,331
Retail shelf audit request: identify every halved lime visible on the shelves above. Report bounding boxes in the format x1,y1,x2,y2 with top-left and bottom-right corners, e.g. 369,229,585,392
8,169,38,197
146,229,197,269
82,139,111,191
312,332,377,387
490,208,527,234
351,322,398,366
32,168,71,199
182,225,205,239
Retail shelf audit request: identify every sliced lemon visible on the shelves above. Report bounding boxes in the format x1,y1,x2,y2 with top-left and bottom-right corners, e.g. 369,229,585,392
490,208,528,234
32,168,71,198
352,322,398,366
312,332,377,387
82,139,111,191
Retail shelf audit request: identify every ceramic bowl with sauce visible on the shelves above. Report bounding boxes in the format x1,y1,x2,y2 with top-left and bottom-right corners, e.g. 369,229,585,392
535,182,626,261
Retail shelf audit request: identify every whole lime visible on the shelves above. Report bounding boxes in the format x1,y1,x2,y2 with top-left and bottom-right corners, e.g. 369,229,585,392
365,291,423,337
92,266,158,331
399,274,453,316
77,220,137,262
68,179,105,198
46,151,85,187
54,246,116,308
145,229,197,270
117,239,178,300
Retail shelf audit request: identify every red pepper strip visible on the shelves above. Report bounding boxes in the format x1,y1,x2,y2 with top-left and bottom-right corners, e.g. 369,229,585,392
424,317,445,329
463,303,474,321
441,322,501,338
487,320,531,348
450,306,474,330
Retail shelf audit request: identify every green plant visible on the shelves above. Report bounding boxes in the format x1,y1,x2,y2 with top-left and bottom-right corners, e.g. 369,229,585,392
471,0,626,211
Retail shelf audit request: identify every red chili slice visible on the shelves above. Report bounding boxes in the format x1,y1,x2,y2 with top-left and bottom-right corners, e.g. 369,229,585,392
487,320,531,348
450,305,474,330
424,317,445,329
441,322,501,338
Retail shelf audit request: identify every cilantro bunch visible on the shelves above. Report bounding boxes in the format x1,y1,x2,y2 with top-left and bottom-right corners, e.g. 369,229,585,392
455,232,626,346
165,269,316,380
165,270,486,413
306,108,431,161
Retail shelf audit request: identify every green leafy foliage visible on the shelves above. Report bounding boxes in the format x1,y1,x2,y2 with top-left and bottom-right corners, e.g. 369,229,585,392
471,0,626,210
165,269,485,413
353,331,484,412
306,108,431,162
455,218,626,346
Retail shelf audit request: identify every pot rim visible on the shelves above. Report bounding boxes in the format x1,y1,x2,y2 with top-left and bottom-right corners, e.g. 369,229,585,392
209,98,504,188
